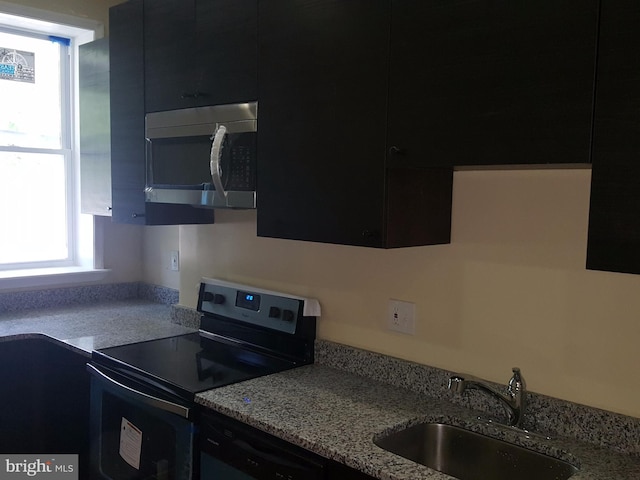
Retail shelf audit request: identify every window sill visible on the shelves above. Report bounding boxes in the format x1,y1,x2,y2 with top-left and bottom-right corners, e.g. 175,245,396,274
0,267,111,291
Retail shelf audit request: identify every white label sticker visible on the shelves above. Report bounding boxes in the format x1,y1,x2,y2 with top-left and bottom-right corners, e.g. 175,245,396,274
119,417,143,470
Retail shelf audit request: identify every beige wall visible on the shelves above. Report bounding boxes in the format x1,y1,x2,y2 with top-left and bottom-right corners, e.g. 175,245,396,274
143,226,180,290
99,217,143,283
155,168,640,420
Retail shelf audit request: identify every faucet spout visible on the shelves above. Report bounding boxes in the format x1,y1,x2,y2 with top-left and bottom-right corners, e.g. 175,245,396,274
448,367,526,428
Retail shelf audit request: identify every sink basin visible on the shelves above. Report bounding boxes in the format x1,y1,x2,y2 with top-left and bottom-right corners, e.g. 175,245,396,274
374,422,578,480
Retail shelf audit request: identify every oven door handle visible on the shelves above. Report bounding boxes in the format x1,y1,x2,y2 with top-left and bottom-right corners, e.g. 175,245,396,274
87,364,191,419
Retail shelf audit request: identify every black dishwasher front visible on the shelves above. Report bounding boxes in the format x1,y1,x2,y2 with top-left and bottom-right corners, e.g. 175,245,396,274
199,410,324,480
199,410,377,480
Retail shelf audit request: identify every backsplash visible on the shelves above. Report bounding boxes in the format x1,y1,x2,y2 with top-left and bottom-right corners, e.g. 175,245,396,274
170,304,201,329
138,283,179,305
0,282,178,314
157,304,640,457
314,340,640,458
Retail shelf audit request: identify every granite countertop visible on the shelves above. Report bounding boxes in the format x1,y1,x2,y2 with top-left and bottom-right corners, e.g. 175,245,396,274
2,296,639,479
197,352,640,480
0,298,197,355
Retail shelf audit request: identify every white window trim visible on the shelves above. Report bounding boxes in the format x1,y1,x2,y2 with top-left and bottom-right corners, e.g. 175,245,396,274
0,2,111,291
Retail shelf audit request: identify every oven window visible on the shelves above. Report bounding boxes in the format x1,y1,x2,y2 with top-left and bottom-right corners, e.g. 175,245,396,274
100,392,177,479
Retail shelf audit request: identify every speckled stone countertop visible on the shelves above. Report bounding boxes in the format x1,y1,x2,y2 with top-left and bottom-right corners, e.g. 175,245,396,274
3,291,638,480
196,339,640,480
0,297,196,355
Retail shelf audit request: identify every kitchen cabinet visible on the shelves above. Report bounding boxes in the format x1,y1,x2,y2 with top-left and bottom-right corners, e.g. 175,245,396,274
387,0,599,167
109,0,214,225
0,339,90,476
143,0,257,113
256,0,600,248
586,0,640,274
79,38,111,217
256,0,453,248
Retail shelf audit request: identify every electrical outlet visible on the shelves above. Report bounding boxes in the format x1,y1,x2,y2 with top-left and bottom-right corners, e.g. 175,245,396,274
388,299,415,335
170,251,179,271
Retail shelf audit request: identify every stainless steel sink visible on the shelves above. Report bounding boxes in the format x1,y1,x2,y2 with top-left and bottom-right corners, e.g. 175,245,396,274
374,422,578,480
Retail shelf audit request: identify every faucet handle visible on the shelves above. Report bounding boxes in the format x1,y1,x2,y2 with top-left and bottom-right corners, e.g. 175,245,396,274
448,375,465,394
508,367,526,395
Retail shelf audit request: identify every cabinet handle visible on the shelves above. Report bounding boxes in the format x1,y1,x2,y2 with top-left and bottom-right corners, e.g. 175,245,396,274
181,91,209,99
132,212,145,218
389,146,405,155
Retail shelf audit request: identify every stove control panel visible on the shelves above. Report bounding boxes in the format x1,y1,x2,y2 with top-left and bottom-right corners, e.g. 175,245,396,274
197,278,320,335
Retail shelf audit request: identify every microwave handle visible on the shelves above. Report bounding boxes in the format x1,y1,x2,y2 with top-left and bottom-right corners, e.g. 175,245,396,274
210,124,228,204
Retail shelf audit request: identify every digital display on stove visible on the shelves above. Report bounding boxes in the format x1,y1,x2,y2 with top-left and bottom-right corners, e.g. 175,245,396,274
236,291,261,311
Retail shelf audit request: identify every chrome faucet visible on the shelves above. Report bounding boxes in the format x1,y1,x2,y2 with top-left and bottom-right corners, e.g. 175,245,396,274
448,367,526,428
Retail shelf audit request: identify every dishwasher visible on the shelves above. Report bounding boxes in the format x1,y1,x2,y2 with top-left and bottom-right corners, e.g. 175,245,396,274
200,410,377,480
199,410,324,480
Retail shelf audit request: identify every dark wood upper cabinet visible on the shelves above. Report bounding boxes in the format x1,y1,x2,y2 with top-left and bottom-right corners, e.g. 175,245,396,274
256,0,453,248
143,0,257,113
586,0,640,274
256,0,600,247
111,0,640,257
387,0,600,168
109,0,214,225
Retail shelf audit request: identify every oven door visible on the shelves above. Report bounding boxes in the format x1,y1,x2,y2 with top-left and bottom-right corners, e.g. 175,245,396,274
88,364,195,480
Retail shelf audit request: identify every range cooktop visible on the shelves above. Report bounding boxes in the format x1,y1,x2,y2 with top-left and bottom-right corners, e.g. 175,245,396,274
91,278,321,401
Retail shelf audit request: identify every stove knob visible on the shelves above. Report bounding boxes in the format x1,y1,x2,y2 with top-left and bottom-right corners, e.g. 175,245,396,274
282,309,295,322
268,306,281,318
213,294,225,305
202,292,214,302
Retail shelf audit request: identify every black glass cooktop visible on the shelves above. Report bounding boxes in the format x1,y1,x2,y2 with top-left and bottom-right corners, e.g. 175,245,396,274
92,333,296,400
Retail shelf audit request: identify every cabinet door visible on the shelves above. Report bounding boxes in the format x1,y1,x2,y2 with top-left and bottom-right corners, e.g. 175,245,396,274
144,0,196,112
144,0,257,113
110,0,147,224
387,0,599,167
194,0,257,106
257,0,390,247
80,38,112,216
586,0,640,274
110,0,215,225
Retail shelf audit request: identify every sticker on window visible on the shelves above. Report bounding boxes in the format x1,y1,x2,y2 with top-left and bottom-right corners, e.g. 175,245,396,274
119,417,143,470
0,47,35,83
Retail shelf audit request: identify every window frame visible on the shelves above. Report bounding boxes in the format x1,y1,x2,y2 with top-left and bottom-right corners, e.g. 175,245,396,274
0,3,109,288
0,25,74,270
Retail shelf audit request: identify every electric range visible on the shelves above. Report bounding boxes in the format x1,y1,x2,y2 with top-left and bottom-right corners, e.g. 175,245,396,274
87,278,320,480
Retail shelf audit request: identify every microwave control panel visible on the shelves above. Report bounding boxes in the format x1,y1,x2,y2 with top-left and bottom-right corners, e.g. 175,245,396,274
225,137,255,191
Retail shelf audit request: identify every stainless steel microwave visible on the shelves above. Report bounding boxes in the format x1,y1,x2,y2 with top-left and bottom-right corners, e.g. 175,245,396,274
144,102,257,209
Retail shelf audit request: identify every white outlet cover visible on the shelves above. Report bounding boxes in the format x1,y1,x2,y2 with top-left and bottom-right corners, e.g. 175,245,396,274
388,299,416,335
170,250,180,271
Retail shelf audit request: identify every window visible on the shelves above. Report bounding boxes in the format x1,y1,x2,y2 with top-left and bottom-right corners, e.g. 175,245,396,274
0,28,70,266
0,6,105,285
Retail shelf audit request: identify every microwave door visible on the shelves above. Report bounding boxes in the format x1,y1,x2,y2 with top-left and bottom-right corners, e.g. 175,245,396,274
144,103,257,209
